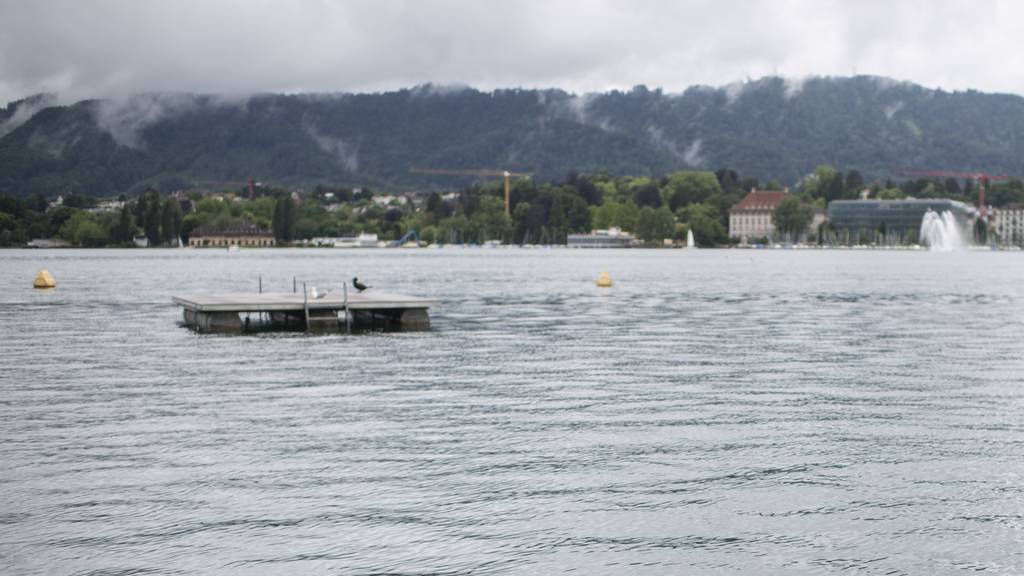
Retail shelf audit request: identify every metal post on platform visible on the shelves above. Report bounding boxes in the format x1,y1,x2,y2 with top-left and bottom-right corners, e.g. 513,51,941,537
293,276,297,293
343,282,351,334
258,276,262,293
303,282,310,331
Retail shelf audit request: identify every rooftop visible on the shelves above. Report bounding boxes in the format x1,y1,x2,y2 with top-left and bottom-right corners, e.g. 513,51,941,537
729,189,788,212
191,221,273,237
828,198,971,207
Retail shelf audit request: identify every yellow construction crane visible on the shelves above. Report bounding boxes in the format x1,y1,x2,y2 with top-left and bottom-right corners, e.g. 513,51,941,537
410,167,531,216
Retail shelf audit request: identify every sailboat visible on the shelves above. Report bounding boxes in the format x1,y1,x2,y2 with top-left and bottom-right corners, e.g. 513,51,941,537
686,229,696,248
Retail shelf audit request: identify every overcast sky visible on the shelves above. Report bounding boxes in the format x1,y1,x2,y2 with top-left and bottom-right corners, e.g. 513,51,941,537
0,0,1018,106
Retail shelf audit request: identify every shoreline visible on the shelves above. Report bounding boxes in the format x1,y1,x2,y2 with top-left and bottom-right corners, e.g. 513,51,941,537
6,243,1021,251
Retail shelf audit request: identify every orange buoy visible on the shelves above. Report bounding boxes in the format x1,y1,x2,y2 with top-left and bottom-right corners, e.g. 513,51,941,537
33,269,56,289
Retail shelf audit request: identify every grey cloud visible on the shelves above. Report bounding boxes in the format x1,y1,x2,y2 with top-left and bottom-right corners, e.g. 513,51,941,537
884,101,905,120
90,92,252,148
304,125,359,172
646,126,685,162
645,127,703,167
92,93,200,148
1,0,1023,106
549,93,614,132
409,83,472,98
682,139,704,168
784,77,808,100
722,81,747,105
0,93,57,137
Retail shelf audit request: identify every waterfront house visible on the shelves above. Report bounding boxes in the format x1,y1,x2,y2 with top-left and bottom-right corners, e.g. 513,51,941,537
188,222,276,247
728,189,789,242
567,227,637,248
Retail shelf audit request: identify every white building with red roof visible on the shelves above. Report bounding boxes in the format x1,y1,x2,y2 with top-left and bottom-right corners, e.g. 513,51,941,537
728,188,789,241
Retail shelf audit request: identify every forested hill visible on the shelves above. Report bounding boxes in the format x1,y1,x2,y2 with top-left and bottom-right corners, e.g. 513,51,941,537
3,76,1024,197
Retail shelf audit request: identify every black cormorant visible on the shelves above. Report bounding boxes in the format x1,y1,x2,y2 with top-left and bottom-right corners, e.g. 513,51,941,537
353,277,369,292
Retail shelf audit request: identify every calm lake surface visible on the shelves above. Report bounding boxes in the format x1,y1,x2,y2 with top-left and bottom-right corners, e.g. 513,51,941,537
2,248,1023,575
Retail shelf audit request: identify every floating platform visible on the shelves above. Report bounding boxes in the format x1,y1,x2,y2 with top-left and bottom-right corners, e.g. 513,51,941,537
172,290,439,333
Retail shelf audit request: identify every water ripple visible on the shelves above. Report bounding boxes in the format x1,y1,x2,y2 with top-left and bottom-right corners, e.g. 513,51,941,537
2,248,1024,574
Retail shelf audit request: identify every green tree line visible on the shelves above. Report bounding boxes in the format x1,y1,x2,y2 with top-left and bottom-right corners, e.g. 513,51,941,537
0,188,182,247
4,166,1024,247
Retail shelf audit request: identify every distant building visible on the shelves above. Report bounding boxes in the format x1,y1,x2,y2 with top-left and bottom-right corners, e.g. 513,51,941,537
568,227,637,248
88,200,126,213
991,204,1024,246
308,233,379,248
27,238,71,249
188,222,275,247
728,189,789,241
827,199,974,243
372,194,408,207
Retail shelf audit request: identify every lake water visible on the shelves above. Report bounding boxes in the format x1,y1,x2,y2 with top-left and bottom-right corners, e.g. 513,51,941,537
1,248,1023,574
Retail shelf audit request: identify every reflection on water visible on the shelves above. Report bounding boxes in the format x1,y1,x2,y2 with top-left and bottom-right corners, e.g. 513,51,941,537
1,248,1023,574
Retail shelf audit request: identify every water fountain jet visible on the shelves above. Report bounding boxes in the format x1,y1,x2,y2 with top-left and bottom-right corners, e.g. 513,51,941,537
920,210,966,251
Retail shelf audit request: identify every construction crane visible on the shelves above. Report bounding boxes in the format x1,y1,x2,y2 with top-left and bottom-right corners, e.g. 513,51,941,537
893,170,1010,219
410,167,531,216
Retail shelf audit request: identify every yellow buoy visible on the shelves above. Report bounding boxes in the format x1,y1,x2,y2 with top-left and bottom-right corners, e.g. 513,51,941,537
596,271,612,288
33,269,56,289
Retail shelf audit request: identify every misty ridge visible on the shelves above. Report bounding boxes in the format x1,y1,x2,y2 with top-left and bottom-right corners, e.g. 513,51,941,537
2,75,1024,197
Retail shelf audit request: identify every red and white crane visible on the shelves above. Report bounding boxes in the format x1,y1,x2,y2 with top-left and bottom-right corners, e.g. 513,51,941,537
894,170,1009,219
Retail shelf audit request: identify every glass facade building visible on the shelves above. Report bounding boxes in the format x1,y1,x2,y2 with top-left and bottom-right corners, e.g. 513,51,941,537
827,199,975,240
